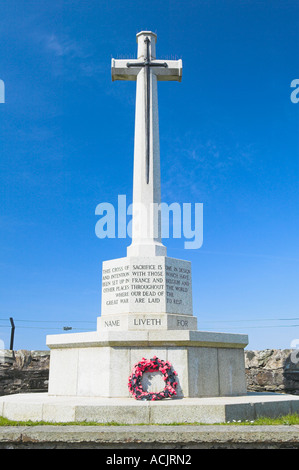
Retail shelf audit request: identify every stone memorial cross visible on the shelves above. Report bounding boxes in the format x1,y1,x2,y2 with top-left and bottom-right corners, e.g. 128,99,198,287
42,30,249,407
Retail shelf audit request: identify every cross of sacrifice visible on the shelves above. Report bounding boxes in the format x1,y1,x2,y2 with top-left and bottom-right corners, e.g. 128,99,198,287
111,31,182,257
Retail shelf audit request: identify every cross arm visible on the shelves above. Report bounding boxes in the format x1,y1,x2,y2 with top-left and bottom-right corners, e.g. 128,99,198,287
155,59,183,82
111,58,183,82
111,58,139,81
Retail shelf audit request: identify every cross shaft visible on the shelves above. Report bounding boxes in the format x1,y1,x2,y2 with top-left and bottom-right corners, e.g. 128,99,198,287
111,32,182,257
127,37,168,184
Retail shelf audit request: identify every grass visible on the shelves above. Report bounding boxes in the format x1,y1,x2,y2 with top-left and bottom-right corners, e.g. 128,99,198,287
0,414,299,427
222,414,299,425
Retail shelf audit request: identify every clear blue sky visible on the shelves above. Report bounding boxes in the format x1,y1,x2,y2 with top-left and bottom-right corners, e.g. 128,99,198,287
0,0,298,351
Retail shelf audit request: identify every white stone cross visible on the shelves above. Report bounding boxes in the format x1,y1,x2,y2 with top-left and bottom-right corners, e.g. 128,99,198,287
111,31,182,257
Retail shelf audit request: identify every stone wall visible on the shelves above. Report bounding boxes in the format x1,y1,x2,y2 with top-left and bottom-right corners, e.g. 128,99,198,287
245,349,299,395
0,350,50,396
0,349,298,396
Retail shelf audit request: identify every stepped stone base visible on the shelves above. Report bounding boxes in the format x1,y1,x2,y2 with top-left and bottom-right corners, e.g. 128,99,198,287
1,392,299,424
45,330,248,398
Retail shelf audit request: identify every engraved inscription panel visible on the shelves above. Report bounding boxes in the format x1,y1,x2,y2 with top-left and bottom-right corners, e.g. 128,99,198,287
101,256,193,316
165,258,193,315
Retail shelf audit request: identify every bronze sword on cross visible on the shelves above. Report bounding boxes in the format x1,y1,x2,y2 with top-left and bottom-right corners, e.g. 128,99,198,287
126,37,167,184
111,32,182,257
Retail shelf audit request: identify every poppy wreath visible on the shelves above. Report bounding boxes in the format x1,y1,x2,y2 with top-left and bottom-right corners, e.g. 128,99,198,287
128,356,178,400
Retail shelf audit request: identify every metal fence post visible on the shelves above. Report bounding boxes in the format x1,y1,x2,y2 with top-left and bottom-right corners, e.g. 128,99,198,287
9,317,15,351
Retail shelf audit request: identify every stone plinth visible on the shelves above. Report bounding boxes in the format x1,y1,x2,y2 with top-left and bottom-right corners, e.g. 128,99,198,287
46,330,248,398
97,313,197,332
100,255,195,333
45,252,248,401
101,256,193,319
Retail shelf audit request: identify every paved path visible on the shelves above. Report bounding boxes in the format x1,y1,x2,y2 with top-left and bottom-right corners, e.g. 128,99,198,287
0,425,299,448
